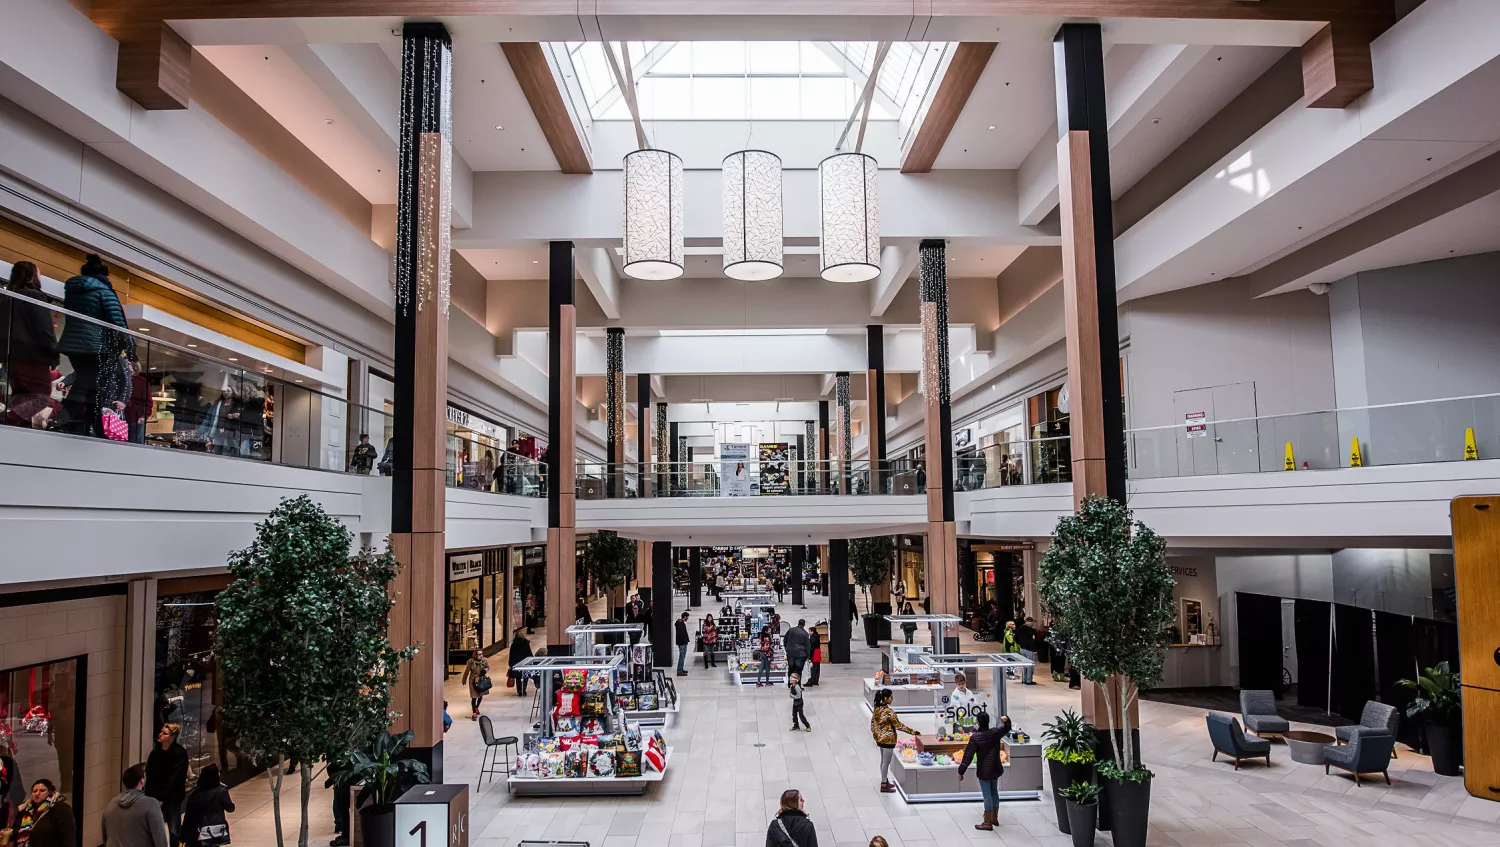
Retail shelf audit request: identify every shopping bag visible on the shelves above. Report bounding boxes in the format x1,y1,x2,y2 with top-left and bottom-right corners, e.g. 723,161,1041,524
101,409,128,441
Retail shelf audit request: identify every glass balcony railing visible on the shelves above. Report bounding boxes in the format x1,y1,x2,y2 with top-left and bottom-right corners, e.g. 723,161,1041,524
576,460,927,499
0,286,542,496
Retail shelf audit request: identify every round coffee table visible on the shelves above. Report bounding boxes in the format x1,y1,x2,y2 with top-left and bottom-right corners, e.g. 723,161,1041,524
1283,730,1336,764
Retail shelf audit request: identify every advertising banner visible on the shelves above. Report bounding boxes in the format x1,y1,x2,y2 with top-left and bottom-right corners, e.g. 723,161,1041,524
721,443,752,496
759,443,790,495
934,684,994,735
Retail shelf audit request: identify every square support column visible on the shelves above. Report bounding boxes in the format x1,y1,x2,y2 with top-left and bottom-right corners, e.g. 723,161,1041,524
867,325,887,493
605,328,625,498
637,373,652,498
651,542,673,667
919,240,958,616
827,539,851,664
790,546,805,607
689,547,702,608
546,240,578,656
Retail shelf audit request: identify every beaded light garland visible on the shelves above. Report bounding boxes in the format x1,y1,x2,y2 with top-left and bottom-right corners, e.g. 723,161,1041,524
395,30,453,316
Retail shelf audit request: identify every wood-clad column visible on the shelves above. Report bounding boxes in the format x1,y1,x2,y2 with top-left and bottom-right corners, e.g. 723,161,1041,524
636,539,653,603
835,373,852,494
638,374,652,498
866,326,888,493
605,328,625,498
689,547,702,608
1055,22,1133,731
546,240,578,656
919,239,959,617
790,545,805,608
389,21,452,777
818,401,830,494
651,542,672,667
827,539,851,664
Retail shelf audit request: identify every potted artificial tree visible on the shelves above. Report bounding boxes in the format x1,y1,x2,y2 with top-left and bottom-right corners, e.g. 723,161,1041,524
1399,661,1462,776
216,496,415,847
1038,496,1173,847
849,536,896,646
1059,781,1101,847
581,530,638,639
328,730,431,847
1042,709,1097,835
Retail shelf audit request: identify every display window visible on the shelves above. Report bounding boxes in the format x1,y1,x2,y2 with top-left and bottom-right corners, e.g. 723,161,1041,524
1027,386,1072,484
154,593,259,787
0,658,83,842
513,546,547,635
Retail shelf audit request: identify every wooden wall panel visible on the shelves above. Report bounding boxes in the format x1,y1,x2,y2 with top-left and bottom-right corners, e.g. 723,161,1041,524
1453,495,1500,801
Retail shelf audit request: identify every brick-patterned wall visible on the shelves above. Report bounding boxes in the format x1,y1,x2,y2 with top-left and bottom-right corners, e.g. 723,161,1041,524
0,596,126,847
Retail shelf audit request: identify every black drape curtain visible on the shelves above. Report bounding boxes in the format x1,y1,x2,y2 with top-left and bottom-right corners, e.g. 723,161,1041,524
1413,617,1461,674
1374,612,1420,748
1331,604,1378,723
1235,592,1283,693
1294,600,1331,710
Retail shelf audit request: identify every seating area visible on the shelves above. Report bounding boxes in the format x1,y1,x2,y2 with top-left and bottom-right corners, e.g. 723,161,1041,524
1239,689,1289,738
1207,713,1272,770
1325,733,1398,785
1336,701,1401,758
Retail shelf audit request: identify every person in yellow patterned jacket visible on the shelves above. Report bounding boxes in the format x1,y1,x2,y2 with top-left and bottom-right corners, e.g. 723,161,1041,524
869,689,920,793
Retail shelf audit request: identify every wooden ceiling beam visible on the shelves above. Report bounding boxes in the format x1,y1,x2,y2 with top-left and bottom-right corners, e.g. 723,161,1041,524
900,42,995,174
501,42,593,175
1301,20,1375,107
115,21,192,110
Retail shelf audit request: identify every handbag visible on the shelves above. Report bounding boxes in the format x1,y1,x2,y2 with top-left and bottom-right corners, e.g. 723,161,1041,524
101,408,128,441
475,675,494,693
506,676,516,688
198,824,230,847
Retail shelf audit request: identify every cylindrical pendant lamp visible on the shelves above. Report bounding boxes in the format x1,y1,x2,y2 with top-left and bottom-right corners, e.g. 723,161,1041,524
623,148,684,280
818,152,880,283
722,149,783,281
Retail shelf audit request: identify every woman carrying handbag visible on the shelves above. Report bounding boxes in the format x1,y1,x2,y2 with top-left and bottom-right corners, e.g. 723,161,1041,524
181,766,234,847
462,650,491,719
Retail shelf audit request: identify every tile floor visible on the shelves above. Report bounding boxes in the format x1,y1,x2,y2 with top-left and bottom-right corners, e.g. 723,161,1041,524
220,592,1496,847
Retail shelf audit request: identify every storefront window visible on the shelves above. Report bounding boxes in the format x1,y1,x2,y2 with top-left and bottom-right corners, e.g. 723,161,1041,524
155,593,257,787
513,546,546,634
0,658,82,838
1027,387,1073,484
446,577,482,674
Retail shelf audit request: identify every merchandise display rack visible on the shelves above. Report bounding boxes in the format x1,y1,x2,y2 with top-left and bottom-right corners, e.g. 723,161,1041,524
506,654,674,796
567,622,646,656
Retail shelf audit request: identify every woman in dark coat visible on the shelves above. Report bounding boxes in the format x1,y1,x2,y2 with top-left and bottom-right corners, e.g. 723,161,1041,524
2,262,60,429
15,779,74,847
181,764,235,847
56,254,134,438
957,712,1011,831
507,629,534,697
765,789,817,847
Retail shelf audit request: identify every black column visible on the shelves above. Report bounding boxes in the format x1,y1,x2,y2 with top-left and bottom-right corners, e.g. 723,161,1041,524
689,547,702,608
1056,22,1127,503
651,541,672,667
867,325,887,492
958,538,977,617
669,421,680,495
818,401,830,494
790,546,805,607
605,327,624,498
637,373,651,497
827,539,851,663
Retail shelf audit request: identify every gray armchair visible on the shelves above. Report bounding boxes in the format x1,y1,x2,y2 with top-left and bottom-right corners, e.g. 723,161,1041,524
1324,733,1395,785
1239,689,1289,737
1335,701,1399,758
1207,713,1272,769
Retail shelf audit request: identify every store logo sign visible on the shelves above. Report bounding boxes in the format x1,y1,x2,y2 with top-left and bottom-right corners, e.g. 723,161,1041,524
447,407,470,428
448,554,483,580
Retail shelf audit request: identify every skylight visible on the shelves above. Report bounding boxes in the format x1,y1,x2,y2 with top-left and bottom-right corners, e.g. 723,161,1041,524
558,41,950,125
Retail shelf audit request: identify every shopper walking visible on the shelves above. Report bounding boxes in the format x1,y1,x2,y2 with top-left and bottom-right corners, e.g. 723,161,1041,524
765,790,817,847
870,689,920,793
13,779,73,847
783,619,810,678
806,626,822,686
848,596,857,625
2,262,60,430
788,673,811,732
180,765,234,847
102,764,167,847
56,254,135,438
702,616,719,668
756,627,775,687
957,712,1010,831
675,612,691,676
1016,617,1039,685
507,629,533,697
144,724,187,845
900,602,917,644
461,650,491,719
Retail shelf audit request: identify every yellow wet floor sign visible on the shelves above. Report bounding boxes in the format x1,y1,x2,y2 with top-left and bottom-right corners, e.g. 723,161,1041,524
1349,438,1363,467
1284,442,1295,470
1465,428,1478,460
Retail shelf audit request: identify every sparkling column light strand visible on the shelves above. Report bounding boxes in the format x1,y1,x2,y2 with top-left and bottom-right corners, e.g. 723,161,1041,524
722,150,783,280
919,241,951,406
805,420,816,493
606,328,625,497
676,435,688,493
623,149,684,280
395,30,453,315
818,152,880,282
836,372,852,492
655,401,669,494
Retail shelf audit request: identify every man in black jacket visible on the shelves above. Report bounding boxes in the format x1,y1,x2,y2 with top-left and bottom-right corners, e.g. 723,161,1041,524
783,619,811,678
675,612,691,676
1015,617,1039,685
144,723,188,843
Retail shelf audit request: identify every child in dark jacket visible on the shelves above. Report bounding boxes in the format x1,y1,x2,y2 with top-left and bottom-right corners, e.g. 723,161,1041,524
788,673,810,732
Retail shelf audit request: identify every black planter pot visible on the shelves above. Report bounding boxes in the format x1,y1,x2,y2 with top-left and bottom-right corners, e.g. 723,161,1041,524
1048,759,1096,834
1427,723,1462,777
862,616,881,648
1064,800,1098,847
1100,775,1151,847
358,806,395,847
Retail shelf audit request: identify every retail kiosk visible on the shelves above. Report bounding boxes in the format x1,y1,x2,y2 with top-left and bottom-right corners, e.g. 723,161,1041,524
862,614,964,710
882,652,1042,804
506,654,673,796
567,622,646,655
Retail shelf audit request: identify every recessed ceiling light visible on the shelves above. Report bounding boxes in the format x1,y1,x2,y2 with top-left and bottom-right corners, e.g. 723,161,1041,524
532,260,539,264
324,118,335,126
227,357,238,362
295,379,305,384
987,125,996,131
138,327,151,332
186,343,197,348
495,125,504,131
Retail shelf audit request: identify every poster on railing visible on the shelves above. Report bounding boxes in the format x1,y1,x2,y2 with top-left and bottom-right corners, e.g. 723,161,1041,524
721,443,753,496
759,443,790,495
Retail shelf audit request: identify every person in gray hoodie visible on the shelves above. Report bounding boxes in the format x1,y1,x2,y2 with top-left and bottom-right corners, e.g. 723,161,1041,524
102,764,167,847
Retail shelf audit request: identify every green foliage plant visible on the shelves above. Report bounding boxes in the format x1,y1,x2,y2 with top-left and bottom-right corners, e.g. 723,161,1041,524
1398,662,1462,726
1041,708,1097,763
326,729,430,814
581,530,637,611
849,536,896,611
216,496,415,847
1037,496,1173,774
1098,760,1155,783
1059,781,1102,805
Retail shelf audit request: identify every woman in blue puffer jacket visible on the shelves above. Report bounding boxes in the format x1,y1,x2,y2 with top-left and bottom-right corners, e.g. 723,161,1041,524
56,254,135,438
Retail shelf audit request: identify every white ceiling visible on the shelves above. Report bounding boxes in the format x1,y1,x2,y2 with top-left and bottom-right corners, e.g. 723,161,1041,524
450,41,564,172
932,39,1056,170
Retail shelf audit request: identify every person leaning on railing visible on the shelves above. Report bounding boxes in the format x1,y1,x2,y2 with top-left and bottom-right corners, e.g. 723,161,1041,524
56,254,136,439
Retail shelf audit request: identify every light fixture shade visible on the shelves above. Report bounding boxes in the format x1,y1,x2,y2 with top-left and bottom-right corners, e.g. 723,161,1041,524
819,152,880,283
722,149,783,280
623,148,684,280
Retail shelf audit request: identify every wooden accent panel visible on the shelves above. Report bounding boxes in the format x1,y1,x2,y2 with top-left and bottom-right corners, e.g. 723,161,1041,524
387,532,415,735
1463,686,1500,802
407,531,446,748
556,303,578,525
501,43,593,175
927,520,959,616
545,527,576,648
1057,130,1108,505
1454,496,1500,693
116,22,192,110
901,43,995,174
1301,22,1374,108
